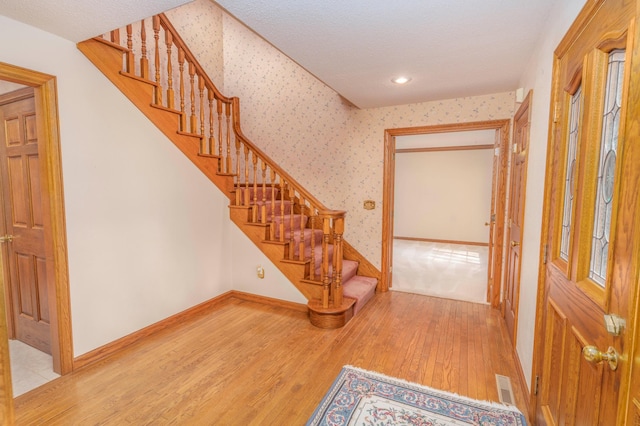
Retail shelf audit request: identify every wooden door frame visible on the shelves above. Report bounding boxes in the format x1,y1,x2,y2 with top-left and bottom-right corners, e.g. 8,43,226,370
381,119,510,308
0,61,73,422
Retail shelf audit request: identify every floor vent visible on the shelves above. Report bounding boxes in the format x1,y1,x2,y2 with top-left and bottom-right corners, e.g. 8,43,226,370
495,374,515,406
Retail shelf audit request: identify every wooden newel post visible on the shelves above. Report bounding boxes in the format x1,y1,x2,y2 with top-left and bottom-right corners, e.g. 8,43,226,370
333,214,345,307
321,215,331,308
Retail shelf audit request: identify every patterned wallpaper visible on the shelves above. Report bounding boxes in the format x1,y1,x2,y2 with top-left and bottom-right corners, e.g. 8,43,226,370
165,1,224,89
171,0,516,268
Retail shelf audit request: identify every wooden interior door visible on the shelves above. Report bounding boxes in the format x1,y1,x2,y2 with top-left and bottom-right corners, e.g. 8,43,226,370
0,87,50,354
536,0,636,423
504,91,531,344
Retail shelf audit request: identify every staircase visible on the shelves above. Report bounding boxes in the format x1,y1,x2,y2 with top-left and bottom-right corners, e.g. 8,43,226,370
77,14,379,328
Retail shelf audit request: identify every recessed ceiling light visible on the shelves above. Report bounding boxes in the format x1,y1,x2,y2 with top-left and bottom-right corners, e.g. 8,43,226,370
392,76,411,85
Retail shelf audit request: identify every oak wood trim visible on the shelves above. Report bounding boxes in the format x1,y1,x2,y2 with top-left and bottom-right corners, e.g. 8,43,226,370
74,292,238,369
395,144,494,153
511,342,532,424
230,291,308,313
74,291,308,370
394,236,489,247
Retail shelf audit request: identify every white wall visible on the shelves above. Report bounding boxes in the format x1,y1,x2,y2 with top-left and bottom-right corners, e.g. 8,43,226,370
514,0,586,390
393,149,493,243
0,15,233,356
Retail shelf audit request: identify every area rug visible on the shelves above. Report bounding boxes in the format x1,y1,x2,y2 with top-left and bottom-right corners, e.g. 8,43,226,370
306,366,527,426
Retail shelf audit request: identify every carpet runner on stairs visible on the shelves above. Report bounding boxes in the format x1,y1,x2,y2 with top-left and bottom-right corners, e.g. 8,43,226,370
243,185,377,316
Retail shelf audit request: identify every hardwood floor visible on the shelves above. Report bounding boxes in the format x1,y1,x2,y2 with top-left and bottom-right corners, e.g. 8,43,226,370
14,292,529,424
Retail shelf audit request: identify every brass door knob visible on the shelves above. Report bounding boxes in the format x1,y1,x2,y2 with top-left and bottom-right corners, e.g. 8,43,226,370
510,240,520,247
582,345,618,371
0,235,15,243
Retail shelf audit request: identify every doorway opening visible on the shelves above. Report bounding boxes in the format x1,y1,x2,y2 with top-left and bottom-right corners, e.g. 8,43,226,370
381,120,510,308
0,62,72,415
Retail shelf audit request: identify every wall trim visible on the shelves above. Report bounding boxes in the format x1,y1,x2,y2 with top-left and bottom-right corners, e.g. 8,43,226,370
395,144,494,154
394,236,489,247
73,291,307,369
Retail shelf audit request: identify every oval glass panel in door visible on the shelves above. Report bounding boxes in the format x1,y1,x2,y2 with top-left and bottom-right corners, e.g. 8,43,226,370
589,49,625,287
560,86,582,262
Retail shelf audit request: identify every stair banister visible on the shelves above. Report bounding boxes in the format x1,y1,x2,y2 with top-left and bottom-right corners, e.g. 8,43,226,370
83,12,380,323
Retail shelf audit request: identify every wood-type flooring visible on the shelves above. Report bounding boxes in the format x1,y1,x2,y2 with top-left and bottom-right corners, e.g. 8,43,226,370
14,291,529,424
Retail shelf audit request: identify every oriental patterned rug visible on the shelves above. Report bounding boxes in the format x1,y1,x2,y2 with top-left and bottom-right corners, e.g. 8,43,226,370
307,366,527,426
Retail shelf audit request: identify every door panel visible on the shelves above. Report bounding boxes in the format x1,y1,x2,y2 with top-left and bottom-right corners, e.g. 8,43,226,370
537,0,636,424
504,92,531,343
0,89,50,354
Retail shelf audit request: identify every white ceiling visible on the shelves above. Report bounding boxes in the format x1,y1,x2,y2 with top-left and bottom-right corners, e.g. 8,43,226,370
0,0,558,109
213,0,557,108
0,0,191,43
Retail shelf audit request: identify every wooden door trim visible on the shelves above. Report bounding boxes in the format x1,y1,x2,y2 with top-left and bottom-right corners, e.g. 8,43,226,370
381,119,510,309
0,61,73,420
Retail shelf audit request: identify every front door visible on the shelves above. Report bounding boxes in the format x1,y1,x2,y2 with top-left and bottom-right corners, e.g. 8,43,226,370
504,91,531,344
0,87,50,354
536,0,637,424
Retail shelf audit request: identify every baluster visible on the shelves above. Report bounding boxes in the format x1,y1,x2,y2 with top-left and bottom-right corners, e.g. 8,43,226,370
140,19,149,79
208,89,215,156
243,145,250,206
217,100,223,162
110,29,120,44
235,139,242,205
310,211,317,280
165,30,174,109
261,161,267,224
199,76,205,136
279,177,286,243
188,62,196,133
321,215,331,308
269,169,276,226
126,25,134,74
225,103,232,174
299,197,306,261
251,154,258,222
152,16,162,105
178,48,186,131
333,215,345,307
288,188,295,260
162,34,174,109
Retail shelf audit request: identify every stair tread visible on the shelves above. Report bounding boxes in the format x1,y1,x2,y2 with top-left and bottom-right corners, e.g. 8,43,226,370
343,275,377,315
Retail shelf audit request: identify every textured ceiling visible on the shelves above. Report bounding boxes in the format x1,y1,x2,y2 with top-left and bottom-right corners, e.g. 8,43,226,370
213,0,557,108
0,0,192,42
0,0,558,109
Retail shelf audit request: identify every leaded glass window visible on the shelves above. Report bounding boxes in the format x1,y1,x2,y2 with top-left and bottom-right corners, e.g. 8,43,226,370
589,49,625,286
560,86,582,261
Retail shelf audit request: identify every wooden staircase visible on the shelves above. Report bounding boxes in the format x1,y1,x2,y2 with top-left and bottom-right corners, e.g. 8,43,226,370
76,14,380,328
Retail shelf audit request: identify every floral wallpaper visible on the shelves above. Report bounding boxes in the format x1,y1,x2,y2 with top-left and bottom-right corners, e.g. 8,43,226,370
165,1,224,89
170,0,516,268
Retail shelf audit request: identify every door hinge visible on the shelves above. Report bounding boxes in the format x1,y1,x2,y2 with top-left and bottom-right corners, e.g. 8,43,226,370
553,102,560,123
534,375,540,395
543,244,548,264
512,143,518,154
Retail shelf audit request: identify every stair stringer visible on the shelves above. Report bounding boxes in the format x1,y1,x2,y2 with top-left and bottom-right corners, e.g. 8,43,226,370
77,38,235,198
228,206,323,301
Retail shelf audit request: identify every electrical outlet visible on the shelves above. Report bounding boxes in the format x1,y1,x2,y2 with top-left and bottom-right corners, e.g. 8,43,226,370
256,265,265,279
